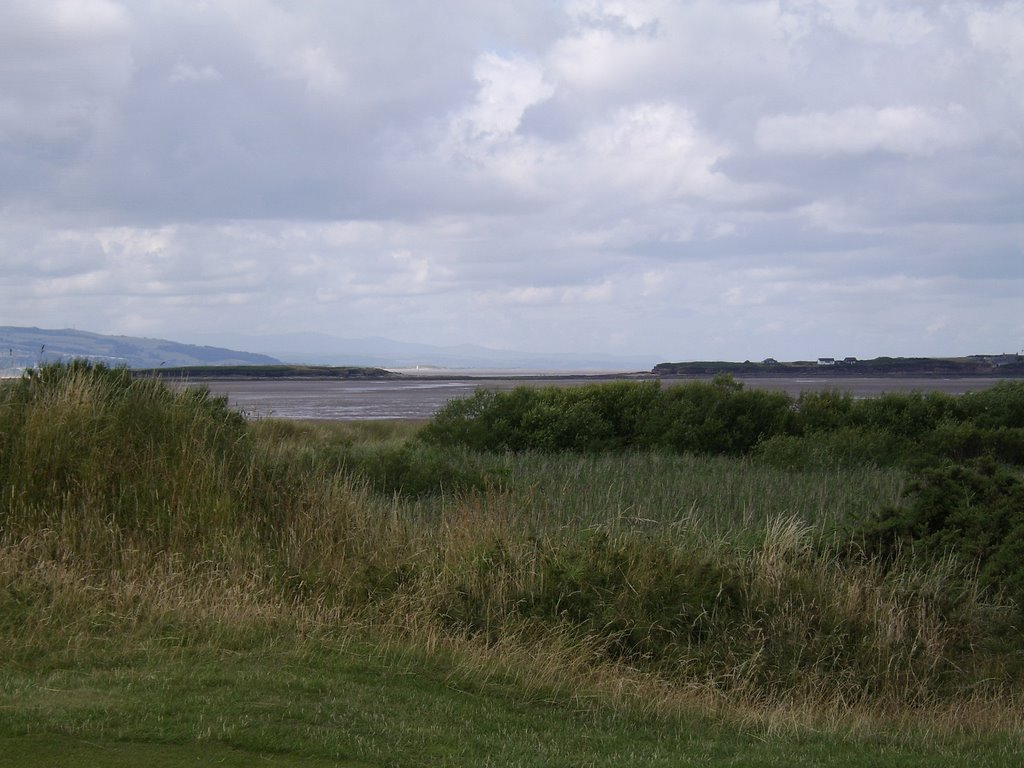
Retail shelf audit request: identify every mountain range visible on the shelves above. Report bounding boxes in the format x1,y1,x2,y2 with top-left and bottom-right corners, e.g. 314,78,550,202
0,327,656,373
0,327,281,372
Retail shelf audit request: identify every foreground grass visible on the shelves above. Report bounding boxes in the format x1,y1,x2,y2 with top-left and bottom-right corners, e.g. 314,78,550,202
3,630,1020,768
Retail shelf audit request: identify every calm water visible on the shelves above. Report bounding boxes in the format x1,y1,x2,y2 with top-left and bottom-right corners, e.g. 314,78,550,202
193,375,1020,421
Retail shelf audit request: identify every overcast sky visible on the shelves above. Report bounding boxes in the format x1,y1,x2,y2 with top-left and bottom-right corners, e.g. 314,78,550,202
2,0,1022,363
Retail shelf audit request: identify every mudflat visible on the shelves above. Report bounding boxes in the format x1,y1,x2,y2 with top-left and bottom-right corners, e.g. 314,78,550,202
195,374,1021,421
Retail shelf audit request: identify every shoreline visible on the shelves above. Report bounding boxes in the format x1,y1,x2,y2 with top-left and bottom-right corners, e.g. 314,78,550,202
141,366,1024,383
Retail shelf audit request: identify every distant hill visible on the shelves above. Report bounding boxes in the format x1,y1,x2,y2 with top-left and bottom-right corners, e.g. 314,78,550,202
653,355,1024,377
0,327,281,373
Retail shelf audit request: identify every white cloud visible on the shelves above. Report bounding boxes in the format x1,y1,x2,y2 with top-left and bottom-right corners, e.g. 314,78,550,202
49,0,128,38
0,0,130,51
572,102,732,200
445,92,735,209
566,0,662,31
969,3,1024,75
803,0,934,45
966,1,1024,142
449,52,555,143
504,286,558,305
756,105,976,156
548,25,659,93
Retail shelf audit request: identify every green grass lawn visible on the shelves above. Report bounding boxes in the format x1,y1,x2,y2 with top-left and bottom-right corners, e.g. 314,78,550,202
1,637,1019,768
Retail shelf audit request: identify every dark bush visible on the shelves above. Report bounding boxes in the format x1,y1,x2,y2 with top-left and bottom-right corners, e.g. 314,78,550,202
642,376,793,454
793,389,856,434
423,378,793,457
957,381,1024,429
421,382,663,453
921,422,1024,466
421,376,1024,471
852,458,1024,608
855,391,960,440
435,531,747,664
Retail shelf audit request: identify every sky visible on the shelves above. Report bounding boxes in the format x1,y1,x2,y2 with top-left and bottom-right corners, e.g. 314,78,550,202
2,0,1022,364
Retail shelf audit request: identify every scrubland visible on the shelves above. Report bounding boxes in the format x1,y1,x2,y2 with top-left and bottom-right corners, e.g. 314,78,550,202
1,363,1022,765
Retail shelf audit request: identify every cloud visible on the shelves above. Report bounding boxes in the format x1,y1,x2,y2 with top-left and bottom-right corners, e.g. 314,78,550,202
0,1,1021,362
756,105,976,156
969,3,1024,75
450,53,555,141
0,0,130,51
805,0,934,45
571,102,733,200
169,63,223,83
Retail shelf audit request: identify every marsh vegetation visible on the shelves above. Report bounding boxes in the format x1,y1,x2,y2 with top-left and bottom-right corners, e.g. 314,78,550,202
2,363,1022,765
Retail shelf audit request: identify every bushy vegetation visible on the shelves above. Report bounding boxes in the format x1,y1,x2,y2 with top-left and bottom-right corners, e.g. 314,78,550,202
2,363,1023,761
420,377,797,455
855,458,1024,611
420,376,1024,639
422,376,1024,469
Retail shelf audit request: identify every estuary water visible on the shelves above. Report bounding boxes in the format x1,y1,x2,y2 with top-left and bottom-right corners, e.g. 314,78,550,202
192,374,1020,421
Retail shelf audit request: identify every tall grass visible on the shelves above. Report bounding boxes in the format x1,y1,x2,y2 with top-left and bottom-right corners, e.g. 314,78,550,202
490,450,905,536
0,362,252,556
1,363,1021,735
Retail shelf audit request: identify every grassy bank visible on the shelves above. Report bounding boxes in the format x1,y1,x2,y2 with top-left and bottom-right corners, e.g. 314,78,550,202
1,364,1022,764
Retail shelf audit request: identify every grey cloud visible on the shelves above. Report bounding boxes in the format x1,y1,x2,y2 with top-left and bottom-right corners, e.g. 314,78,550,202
1,0,1021,361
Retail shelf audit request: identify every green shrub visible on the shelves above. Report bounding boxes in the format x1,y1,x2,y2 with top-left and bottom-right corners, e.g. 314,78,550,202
423,378,794,457
957,381,1024,429
793,389,856,433
854,391,960,440
428,523,1009,699
432,530,749,664
921,422,1024,465
852,458,1024,609
422,383,637,453
638,376,791,455
422,378,1024,467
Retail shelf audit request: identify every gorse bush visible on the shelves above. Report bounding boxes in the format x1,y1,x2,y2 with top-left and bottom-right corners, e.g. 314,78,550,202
852,458,1024,611
525,532,746,662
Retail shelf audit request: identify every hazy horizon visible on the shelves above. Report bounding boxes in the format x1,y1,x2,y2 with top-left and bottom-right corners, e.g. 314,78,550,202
4,325,1020,376
3,2,1022,361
